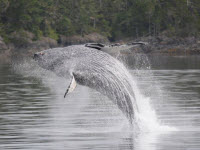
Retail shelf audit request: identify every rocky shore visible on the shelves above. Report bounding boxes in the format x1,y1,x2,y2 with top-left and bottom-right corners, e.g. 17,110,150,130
134,36,200,55
0,32,108,63
1,32,200,63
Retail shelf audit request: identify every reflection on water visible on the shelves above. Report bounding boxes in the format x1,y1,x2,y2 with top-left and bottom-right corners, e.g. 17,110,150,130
0,55,200,150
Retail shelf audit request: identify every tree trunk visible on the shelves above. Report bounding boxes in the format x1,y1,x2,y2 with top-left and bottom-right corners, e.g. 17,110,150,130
149,15,151,36
187,0,189,6
153,23,156,37
136,27,138,38
93,19,96,28
99,0,102,8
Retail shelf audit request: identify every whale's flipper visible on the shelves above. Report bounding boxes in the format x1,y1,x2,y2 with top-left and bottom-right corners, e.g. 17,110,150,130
64,74,77,98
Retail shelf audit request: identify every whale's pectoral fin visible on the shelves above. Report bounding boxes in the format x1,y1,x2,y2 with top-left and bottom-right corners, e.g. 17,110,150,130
64,74,77,98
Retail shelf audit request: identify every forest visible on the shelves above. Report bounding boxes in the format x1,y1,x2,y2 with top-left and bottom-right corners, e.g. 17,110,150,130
1,0,200,42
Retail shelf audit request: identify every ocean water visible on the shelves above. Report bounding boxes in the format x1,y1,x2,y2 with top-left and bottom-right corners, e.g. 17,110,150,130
0,55,200,150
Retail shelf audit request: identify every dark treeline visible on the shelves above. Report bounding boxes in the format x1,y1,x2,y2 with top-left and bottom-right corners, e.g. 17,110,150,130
1,0,200,42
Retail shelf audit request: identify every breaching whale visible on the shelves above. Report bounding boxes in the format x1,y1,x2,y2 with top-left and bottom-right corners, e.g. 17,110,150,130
33,44,137,124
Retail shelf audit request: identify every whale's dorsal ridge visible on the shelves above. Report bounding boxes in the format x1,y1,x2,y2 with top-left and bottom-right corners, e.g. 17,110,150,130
85,43,105,50
64,74,77,98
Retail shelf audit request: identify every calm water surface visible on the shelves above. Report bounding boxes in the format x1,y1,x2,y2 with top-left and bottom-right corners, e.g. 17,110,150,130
0,55,200,150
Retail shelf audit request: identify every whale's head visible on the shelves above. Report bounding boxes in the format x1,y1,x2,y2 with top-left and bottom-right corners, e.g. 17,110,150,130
33,48,69,71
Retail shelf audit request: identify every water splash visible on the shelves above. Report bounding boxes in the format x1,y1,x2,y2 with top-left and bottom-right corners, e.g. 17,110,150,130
118,53,178,132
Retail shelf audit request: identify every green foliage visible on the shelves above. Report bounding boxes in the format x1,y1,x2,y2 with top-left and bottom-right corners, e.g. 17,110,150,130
9,30,33,47
1,0,200,42
47,27,59,40
0,0,9,14
0,22,9,43
32,28,43,41
56,17,75,36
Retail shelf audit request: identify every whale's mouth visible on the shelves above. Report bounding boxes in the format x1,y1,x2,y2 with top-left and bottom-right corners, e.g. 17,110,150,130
33,52,45,60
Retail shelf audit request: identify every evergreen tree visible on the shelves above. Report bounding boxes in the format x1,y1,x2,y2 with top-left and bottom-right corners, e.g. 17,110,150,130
1,0,200,41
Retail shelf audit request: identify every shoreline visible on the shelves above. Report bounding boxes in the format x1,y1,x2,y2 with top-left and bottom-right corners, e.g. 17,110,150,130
1,34,200,63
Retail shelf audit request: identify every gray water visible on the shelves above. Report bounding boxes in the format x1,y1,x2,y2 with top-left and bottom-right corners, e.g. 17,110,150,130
0,55,200,150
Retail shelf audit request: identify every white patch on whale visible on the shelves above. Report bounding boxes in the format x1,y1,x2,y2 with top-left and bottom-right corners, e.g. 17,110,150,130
64,74,77,98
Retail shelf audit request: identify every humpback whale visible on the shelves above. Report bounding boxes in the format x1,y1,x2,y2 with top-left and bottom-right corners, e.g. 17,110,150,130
33,44,138,124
